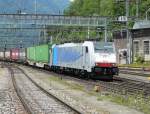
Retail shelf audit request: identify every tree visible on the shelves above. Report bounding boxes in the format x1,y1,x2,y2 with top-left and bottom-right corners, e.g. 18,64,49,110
65,0,115,16
65,0,150,18
64,0,84,15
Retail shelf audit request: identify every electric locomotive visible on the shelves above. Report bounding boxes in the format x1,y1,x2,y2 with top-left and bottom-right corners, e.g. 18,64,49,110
50,41,118,79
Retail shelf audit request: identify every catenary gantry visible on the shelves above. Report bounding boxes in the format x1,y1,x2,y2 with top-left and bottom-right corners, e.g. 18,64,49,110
0,14,107,27
0,14,107,49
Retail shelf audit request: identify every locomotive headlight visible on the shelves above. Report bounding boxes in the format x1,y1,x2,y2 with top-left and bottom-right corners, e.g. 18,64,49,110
112,63,117,67
95,63,99,66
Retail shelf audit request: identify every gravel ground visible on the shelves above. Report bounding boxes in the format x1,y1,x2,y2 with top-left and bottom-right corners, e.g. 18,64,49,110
12,67,76,114
117,73,150,83
20,65,144,114
0,67,27,114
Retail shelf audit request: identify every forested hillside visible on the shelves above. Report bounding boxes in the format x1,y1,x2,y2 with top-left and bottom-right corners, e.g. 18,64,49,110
65,0,150,18
48,0,150,43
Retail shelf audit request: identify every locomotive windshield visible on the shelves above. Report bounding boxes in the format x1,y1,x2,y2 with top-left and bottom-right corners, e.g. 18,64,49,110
94,42,114,53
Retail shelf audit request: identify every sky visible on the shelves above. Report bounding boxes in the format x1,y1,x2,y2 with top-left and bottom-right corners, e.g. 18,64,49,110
69,0,74,2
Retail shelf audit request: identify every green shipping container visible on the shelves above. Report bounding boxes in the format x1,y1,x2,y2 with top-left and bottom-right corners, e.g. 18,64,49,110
35,44,49,63
27,47,36,61
27,44,52,63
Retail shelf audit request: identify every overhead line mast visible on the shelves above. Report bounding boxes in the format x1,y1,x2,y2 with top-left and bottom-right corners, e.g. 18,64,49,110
125,0,131,64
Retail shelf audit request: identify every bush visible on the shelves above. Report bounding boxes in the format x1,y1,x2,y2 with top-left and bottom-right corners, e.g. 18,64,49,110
134,55,144,64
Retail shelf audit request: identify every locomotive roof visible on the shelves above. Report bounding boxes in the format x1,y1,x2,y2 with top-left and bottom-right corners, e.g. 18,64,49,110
54,41,114,47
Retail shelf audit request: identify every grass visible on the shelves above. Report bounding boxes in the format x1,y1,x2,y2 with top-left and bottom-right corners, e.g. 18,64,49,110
47,76,111,114
97,93,150,114
119,63,150,68
47,75,150,114
48,76,84,91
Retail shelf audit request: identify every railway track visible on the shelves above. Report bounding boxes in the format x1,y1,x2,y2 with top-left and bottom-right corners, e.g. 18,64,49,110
8,66,32,114
24,64,150,100
8,64,81,114
2,62,150,114
102,77,150,98
0,63,28,114
119,67,150,77
3,61,150,112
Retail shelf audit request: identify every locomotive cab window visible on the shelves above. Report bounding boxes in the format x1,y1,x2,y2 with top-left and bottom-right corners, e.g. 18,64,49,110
94,42,114,53
86,47,88,53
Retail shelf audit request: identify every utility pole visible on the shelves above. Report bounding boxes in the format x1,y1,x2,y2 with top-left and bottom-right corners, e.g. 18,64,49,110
35,0,37,15
50,36,53,44
87,19,90,39
146,8,150,20
136,0,139,18
126,0,131,64
4,44,6,59
87,26,90,39
104,19,107,42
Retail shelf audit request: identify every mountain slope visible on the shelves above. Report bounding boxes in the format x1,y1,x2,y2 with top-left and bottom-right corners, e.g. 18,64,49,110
0,0,70,14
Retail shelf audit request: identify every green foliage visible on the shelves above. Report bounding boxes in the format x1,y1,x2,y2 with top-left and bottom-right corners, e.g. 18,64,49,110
65,0,114,16
138,0,150,18
97,93,150,114
50,0,150,43
134,55,144,64
47,26,104,43
65,0,150,19
100,0,114,16
114,1,125,16
119,63,150,69
64,0,84,15
111,94,150,114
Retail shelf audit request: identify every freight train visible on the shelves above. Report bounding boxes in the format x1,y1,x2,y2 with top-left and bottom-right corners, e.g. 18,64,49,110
0,41,118,79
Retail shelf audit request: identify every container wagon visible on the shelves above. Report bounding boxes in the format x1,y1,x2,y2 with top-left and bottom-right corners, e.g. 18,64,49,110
27,46,36,66
19,48,26,63
27,44,52,68
5,51,11,61
0,51,4,61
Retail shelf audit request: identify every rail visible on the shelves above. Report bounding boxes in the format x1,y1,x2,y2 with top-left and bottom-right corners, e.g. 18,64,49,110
8,66,33,114
13,65,82,114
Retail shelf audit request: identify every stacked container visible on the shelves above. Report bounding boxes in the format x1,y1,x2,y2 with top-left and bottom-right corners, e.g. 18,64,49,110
27,44,52,67
0,51,4,60
5,51,10,60
19,48,26,62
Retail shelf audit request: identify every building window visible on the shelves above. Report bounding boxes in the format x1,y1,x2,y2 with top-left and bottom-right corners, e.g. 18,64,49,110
133,41,139,55
144,41,149,55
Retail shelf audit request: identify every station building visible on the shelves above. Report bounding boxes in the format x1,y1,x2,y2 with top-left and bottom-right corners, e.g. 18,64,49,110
113,20,150,64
